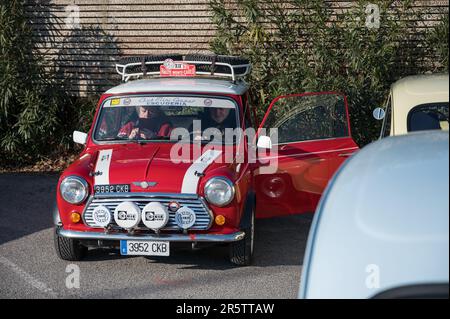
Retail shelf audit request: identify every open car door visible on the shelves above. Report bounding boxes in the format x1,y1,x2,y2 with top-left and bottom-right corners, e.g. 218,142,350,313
254,92,359,218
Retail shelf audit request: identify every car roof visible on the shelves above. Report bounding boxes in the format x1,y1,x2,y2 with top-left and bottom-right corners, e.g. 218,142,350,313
390,74,449,135
300,131,449,298
105,78,249,95
393,74,449,94
391,74,449,111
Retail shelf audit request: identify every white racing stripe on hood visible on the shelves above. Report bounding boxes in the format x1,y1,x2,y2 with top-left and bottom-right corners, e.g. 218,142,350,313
94,149,113,185
181,149,222,194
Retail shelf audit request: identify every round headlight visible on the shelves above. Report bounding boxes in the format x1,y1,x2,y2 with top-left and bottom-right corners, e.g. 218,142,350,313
204,177,235,207
60,176,89,204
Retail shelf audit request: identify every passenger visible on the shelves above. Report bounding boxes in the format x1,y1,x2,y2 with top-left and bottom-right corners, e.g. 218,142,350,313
200,107,235,134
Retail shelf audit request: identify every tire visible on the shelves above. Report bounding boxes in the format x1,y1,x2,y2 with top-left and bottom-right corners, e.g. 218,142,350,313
230,207,255,266
184,54,250,76
54,228,87,261
119,54,183,73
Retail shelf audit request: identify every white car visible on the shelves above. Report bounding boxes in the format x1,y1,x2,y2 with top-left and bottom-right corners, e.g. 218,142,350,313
299,131,449,299
374,74,449,137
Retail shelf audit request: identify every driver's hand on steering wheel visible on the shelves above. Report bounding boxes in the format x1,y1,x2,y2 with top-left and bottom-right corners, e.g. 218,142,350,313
128,128,139,139
129,128,157,140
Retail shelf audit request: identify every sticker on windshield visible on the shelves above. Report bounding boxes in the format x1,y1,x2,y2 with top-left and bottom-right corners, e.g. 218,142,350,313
103,96,235,109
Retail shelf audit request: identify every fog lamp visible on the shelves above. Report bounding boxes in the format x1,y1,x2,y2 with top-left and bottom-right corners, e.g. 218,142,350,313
215,215,226,226
70,212,81,223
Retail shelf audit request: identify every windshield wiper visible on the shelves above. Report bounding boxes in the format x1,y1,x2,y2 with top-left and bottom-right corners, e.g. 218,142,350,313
151,136,172,140
133,136,173,144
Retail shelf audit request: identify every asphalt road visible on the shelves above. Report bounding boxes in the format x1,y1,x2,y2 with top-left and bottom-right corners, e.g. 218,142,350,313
0,173,312,299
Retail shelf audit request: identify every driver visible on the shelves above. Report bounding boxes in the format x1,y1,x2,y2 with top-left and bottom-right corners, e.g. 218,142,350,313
118,105,172,139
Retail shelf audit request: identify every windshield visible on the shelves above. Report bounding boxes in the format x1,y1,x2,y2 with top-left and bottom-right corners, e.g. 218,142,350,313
94,95,239,143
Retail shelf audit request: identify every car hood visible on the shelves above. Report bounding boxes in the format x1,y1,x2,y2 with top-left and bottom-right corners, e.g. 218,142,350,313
90,143,237,194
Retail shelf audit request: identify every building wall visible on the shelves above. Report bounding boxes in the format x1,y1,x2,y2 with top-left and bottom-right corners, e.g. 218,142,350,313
27,0,449,95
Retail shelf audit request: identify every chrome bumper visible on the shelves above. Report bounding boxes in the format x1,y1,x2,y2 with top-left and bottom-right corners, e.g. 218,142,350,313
57,228,245,243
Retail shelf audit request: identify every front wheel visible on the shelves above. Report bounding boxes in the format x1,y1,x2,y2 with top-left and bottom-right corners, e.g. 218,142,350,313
229,209,255,266
54,228,87,261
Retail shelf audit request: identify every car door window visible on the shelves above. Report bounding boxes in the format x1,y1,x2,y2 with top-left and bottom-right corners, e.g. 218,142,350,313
261,93,349,144
407,102,449,132
255,92,357,218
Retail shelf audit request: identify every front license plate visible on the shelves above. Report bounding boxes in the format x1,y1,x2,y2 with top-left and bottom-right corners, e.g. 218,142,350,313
94,184,130,194
120,240,170,256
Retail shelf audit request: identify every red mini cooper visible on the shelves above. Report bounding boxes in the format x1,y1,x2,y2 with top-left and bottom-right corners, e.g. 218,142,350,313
54,54,359,266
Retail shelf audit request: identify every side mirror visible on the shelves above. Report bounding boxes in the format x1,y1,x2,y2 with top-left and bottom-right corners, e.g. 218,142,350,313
373,107,386,120
73,131,87,145
257,135,272,149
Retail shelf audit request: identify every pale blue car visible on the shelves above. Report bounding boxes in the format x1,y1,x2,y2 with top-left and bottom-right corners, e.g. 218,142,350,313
299,131,449,299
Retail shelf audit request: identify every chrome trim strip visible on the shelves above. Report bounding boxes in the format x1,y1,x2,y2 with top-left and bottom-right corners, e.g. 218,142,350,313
338,152,354,157
57,228,245,243
273,136,354,146
93,192,199,199
261,146,359,160
198,197,214,229
81,195,95,226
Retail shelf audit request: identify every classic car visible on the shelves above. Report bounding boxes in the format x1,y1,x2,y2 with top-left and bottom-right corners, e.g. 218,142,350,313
299,131,449,298
373,74,449,137
53,54,359,265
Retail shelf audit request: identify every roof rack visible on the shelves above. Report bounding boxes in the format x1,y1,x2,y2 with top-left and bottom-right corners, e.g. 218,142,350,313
115,58,252,83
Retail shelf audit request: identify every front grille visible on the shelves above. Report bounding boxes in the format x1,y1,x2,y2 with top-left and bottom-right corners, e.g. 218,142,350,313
83,193,212,231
